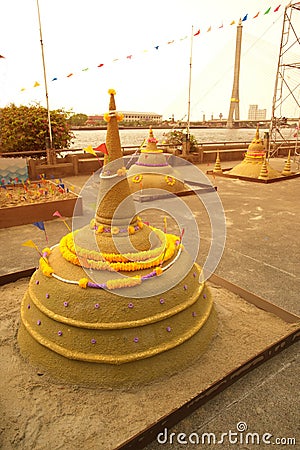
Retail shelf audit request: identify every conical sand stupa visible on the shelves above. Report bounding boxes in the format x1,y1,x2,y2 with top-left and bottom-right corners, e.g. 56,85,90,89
227,127,281,180
127,127,185,193
18,90,216,387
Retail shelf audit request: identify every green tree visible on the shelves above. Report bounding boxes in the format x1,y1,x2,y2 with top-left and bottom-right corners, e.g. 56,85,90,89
68,113,88,127
163,130,198,151
0,104,74,154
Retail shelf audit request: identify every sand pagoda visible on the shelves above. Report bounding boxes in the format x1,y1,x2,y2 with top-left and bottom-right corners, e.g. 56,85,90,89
127,127,185,193
226,127,281,180
18,90,216,387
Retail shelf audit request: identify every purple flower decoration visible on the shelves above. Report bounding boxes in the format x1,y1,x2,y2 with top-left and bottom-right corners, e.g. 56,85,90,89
183,284,188,291
91,339,96,344
45,293,50,299
133,337,139,343
58,330,63,336
27,304,31,309
193,272,196,278
63,301,68,307
94,303,100,309
192,312,197,317
35,280,39,285
128,302,134,309
37,320,41,326
203,293,207,299
159,298,165,304
166,326,171,332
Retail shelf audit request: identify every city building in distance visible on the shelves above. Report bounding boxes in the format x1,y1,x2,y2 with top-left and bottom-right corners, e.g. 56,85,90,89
248,105,267,121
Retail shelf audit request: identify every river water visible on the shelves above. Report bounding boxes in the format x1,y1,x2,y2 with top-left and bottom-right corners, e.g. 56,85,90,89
70,128,270,149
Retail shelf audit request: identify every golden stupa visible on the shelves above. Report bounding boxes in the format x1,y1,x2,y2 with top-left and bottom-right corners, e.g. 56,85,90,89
226,127,281,180
127,127,185,193
18,90,217,387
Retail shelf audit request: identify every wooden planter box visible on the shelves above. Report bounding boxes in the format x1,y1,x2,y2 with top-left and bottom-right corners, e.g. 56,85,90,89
0,186,82,229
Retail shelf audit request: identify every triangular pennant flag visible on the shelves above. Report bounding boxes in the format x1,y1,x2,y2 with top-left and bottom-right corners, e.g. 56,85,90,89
94,143,108,155
219,23,224,29
33,221,45,231
154,45,159,50
82,68,89,71
207,26,212,32
180,36,188,40
194,29,200,36
230,20,235,26
242,14,248,22
22,240,38,249
51,77,58,81
84,145,97,156
274,5,281,13
253,12,260,19
264,7,271,15
20,87,26,92
0,54,5,58
97,63,104,68
126,55,133,59
53,210,62,218
67,73,73,77
167,40,175,44
33,81,40,87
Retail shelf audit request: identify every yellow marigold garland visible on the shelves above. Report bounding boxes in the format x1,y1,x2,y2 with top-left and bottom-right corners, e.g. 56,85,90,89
59,229,179,272
39,257,53,277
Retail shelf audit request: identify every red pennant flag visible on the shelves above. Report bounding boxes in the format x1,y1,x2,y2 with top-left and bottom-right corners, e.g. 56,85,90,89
126,55,133,59
219,23,224,29
0,55,5,58
97,63,104,68
253,12,260,19
94,143,108,155
194,29,200,36
274,5,281,13
67,73,73,78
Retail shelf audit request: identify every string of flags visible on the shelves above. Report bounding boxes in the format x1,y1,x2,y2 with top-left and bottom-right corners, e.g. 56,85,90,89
1,4,282,95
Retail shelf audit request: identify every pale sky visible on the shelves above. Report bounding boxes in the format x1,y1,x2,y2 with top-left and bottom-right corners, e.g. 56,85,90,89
0,0,298,120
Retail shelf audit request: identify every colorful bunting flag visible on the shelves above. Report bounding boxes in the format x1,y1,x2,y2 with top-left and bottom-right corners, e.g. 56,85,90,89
0,54,5,58
33,221,48,243
15,6,283,95
33,221,45,231
53,210,71,231
22,240,37,248
94,143,108,155
84,145,97,156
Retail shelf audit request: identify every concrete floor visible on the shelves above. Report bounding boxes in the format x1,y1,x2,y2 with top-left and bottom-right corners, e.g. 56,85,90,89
0,157,299,449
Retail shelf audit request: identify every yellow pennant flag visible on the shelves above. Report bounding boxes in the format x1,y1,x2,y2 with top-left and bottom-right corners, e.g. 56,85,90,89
33,81,40,87
22,240,38,249
84,145,97,157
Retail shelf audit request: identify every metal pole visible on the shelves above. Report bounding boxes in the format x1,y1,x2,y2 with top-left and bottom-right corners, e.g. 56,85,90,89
187,25,193,139
36,0,53,150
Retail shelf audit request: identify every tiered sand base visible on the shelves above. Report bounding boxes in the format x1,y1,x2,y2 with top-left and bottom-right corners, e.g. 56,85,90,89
18,248,216,387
